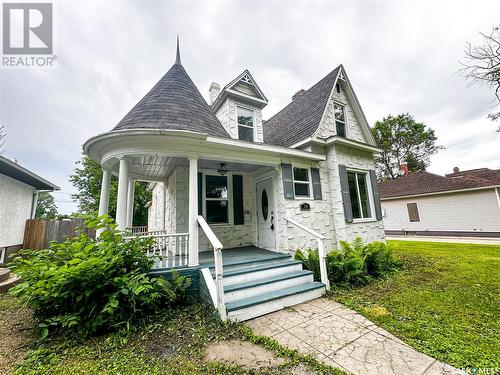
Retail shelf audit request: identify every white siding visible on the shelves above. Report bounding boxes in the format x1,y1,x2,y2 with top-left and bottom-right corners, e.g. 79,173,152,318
0,174,35,247
381,189,500,233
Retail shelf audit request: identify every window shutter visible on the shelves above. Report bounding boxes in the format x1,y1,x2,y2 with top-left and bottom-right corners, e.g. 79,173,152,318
233,175,244,225
339,165,353,223
281,163,294,199
197,172,203,215
369,169,383,220
310,167,322,200
407,203,420,222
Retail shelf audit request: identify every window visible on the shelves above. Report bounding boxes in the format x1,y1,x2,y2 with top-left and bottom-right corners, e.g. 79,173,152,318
237,106,254,142
293,167,311,197
334,104,346,137
347,171,372,219
335,83,341,94
407,203,420,222
205,175,228,224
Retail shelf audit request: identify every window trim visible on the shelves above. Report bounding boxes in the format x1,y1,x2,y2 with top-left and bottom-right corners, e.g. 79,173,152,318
406,202,420,223
236,104,256,142
292,166,312,199
347,169,375,222
333,102,347,138
201,171,233,226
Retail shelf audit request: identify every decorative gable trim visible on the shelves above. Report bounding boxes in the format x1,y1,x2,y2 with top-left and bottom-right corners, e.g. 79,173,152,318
310,65,377,147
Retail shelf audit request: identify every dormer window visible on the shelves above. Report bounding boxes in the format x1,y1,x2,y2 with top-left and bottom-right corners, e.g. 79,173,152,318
334,103,346,137
237,106,254,142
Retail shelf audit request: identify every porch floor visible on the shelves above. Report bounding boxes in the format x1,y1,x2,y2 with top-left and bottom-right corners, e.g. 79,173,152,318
198,246,289,268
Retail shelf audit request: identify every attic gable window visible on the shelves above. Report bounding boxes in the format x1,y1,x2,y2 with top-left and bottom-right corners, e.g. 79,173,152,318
237,106,254,142
334,103,346,137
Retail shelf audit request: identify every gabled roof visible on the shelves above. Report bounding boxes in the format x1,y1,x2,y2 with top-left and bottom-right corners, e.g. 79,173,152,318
211,69,268,112
0,155,59,191
379,169,500,199
263,66,340,147
112,41,230,138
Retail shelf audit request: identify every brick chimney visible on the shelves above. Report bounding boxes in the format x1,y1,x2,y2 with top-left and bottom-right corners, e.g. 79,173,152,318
399,162,409,176
209,82,220,105
453,166,459,174
292,89,306,100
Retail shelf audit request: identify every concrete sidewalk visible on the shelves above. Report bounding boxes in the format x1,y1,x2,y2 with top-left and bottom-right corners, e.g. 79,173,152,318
386,235,500,245
247,298,464,375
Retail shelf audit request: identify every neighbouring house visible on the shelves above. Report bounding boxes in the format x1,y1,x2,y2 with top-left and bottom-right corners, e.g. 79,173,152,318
380,165,500,237
83,40,384,320
0,155,59,264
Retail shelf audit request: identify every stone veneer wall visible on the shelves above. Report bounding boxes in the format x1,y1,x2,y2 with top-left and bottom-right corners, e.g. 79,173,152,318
326,144,385,245
274,157,337,253
215,98,264,143
314,82,366,143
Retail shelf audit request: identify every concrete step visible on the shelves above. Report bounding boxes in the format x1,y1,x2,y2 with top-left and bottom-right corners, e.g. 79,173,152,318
223,270,314,303
226,282,326,321
0,268,11,282
206,253,292,273
0,274,20,293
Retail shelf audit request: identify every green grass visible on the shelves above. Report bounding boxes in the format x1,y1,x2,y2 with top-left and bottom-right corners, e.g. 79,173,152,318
333,240,500,369
0,294,345,374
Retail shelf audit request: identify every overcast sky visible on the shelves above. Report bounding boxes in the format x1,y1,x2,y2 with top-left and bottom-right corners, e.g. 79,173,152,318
1,0,499,214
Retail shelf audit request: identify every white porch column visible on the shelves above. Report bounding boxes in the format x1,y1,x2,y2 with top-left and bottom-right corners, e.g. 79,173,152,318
188,156,199,266
96,169,112,238
116,158,129,231
126,179,135,228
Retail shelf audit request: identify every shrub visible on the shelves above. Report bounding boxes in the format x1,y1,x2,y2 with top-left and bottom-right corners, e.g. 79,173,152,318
9,215,190,338
294,237,400,288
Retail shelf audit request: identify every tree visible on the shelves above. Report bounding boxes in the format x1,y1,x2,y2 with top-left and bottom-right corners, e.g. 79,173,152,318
0,125,5,153
70,155,151,226
371,114,444,180
461,25,500,132
35,192,58,219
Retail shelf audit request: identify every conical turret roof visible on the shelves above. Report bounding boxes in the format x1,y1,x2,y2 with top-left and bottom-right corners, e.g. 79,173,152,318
113,40,229,138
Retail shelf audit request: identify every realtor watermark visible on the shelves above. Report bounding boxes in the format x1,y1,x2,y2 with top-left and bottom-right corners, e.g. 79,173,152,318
2,2,57,67
461,367,500,375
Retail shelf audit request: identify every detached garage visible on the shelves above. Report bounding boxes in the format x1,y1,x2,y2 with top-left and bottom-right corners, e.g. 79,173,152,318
0,155,59,264
379,167,500,238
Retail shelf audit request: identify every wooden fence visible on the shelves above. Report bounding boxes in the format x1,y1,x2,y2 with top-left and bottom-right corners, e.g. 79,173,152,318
23,218,96,250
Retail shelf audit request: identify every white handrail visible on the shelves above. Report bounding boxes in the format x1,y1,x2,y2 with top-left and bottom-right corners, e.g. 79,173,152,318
197,215,226,320
285,217,330,290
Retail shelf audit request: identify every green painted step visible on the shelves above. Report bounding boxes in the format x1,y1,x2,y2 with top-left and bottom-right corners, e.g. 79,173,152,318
203,253,291,270
225,282,325,312
217,259,303,278
224,270,313,293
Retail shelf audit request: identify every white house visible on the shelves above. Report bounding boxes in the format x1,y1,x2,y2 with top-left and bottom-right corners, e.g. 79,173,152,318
380,166,500,237
83,41,385,320
0,155,59,264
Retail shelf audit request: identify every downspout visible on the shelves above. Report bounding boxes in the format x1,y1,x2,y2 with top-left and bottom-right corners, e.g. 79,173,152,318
31,191,39,219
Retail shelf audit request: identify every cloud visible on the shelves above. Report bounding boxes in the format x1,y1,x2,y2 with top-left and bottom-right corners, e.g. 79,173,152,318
1,0,499,214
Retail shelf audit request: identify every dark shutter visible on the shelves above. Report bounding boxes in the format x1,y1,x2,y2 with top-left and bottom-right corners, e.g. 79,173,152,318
281,163,294,199
310,168,322,200
369,169,383,220
339,164,353,223
197,172,203,215
233,175,244,225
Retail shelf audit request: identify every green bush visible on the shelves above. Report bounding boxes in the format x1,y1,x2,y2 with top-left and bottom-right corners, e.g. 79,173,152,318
294,237,400,288
9,215,190,338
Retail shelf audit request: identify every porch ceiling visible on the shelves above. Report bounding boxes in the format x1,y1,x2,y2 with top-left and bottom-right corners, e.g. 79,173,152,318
109,155,274,181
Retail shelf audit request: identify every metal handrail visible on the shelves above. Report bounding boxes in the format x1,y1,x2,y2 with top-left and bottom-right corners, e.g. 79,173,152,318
285,217,330,290
197,215,226,320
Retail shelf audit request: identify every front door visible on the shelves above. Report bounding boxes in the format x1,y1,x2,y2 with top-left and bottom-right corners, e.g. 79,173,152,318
256,178,275,250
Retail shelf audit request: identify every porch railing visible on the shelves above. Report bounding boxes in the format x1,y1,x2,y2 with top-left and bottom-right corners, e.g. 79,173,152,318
125,230,189,269
285,217,330,290
197,215,226,320
130,225,148,235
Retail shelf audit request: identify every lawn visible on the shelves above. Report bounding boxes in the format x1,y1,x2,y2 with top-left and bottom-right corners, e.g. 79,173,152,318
333,240,500,369
0,293,344,375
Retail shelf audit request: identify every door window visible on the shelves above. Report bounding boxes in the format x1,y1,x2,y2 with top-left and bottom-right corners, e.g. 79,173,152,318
261,189,269,220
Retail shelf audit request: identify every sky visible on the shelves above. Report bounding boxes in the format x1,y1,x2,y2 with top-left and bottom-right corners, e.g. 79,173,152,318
1,0,499,214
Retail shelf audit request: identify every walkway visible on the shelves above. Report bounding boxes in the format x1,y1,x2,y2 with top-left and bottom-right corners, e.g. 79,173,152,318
247,298,464,375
